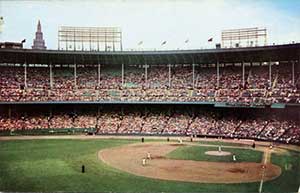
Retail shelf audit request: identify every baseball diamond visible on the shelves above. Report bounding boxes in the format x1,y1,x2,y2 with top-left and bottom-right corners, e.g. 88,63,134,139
1,1,300,193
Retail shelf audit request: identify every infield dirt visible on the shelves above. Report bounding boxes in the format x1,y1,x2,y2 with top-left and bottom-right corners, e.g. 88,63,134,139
99,142,281,183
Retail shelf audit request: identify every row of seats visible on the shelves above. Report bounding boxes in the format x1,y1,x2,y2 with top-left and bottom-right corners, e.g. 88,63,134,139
0,112,299,144
0,66,299,104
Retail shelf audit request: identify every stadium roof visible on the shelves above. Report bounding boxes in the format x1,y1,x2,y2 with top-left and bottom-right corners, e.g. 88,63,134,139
0,43,299,65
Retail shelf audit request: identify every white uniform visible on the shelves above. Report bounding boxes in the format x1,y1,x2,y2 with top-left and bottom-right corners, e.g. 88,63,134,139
179,138,183,144
142,158,146,166
218,146,222,152
147,152,151,160
233,154,236,161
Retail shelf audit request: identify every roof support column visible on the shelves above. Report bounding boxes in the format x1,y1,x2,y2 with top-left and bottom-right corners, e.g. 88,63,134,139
217,60,220,88
242,61,245,87
269,59,272,89
74,62,77,89
121,63,124,87
192,63,195,89
98,63,101,88
50,62,53,89
292,60,295,86
144,63,149,86
24,61,27,89
168,64,172,88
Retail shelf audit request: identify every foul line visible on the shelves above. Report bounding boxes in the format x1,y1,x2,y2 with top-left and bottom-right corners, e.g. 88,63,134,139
259,148,270,193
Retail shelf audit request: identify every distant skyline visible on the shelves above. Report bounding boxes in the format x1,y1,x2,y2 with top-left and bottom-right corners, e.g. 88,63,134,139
0,0,300,50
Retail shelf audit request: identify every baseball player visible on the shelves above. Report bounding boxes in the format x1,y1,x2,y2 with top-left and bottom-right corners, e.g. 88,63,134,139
147,152,151,160
232,153,237,161
142,158,146,166
269,143,273,149
178,138,183,144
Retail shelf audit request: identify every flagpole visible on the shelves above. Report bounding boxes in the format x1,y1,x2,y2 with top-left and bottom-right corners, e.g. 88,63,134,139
0,16,4,38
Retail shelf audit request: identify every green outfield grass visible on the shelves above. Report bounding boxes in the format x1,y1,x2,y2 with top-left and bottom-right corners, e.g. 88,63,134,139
262,149,300,193
166,145,263,162
0,139,299,192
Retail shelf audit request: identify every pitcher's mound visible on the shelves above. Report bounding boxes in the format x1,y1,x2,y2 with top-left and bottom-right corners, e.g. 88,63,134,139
205,151,232,156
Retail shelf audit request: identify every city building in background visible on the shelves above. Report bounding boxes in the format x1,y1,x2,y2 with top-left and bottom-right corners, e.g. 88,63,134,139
32,20,46,50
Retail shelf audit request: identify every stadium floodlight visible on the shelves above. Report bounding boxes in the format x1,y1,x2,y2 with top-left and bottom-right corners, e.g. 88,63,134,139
58,26,122,51
222,27,267,48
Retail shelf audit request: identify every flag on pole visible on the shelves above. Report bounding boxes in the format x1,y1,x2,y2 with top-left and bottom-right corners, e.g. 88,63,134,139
185,39,189,43
138,41,143,45
0,16,4,33
161,41,167,45
21,39,26,43
208,38,213,42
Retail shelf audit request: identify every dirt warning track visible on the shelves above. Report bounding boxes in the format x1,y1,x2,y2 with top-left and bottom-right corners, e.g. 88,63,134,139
98,142,281,183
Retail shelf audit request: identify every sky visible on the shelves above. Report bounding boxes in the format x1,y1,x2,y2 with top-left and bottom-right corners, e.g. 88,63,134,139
0,0,299,50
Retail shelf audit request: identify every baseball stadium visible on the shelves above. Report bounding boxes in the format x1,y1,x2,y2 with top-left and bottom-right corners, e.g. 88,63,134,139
0,0,300,193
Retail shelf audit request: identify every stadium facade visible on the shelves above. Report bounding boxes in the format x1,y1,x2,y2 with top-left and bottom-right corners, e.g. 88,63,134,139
0,43,299,144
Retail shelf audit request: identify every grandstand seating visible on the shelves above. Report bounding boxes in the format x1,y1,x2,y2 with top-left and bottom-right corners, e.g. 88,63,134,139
0,109,299,144
0,62,299,144
0,65,299,104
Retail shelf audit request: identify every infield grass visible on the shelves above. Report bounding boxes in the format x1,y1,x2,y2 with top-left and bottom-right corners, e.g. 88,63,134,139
166,145,263,162
197,140,251,147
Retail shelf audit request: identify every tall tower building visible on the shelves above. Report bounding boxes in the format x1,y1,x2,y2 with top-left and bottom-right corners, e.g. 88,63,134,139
32,20,46,50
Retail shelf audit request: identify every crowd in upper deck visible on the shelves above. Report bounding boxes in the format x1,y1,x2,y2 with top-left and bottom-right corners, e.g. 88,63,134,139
0,64,299,104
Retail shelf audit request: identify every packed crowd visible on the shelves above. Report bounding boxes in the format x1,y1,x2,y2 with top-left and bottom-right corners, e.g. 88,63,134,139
0,111,299,144
0,65,299,104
